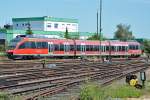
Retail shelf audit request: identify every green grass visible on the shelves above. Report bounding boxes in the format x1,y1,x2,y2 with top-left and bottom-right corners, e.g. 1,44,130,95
80,82,107,100
0,52,6,56
106,85,142,98
79,82,143,100
0,92,23,100
0,92,9,100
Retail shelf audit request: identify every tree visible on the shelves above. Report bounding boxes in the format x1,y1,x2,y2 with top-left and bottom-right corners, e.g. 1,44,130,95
26,23,33,35
114,24,134,41
64,27,70,39
87,33,105,40
143,40,150,54
4,24,12,29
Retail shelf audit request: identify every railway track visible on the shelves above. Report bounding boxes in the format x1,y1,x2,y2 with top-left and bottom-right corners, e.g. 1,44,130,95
0,59,149,100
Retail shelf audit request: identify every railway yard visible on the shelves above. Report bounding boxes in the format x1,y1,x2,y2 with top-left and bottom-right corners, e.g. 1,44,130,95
0,58,149,100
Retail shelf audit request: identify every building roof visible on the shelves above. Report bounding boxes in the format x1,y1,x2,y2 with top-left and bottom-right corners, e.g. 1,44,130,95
12,16,78,23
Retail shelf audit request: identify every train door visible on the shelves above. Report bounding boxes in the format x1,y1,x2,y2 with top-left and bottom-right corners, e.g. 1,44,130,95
64,42,70,55
81,43,86,55
48,42,54,55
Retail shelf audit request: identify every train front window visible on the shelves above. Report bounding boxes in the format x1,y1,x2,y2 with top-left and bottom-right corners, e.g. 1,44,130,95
8,37,23,50
19,43,26,49
18,42,36,49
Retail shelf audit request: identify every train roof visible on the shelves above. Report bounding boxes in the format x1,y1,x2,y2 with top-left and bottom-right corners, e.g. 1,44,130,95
11,35,140,46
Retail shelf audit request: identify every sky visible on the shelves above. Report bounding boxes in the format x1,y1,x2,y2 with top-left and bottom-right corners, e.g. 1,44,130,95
0,0,150,38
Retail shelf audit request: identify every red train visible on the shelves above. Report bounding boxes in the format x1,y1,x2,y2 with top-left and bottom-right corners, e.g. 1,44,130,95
6,36,142,59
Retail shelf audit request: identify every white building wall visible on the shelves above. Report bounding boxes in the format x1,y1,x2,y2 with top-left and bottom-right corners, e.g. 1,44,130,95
13,21,44,30
44,21,78,32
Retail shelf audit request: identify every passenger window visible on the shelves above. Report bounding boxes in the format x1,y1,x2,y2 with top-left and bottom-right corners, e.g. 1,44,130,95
111,46,115,51
30,42,36,49
86,45,90,51
42,42,48,48
36,42,48,49
106,46,109,51
54,44,59,51
60,44,64,51
77,45,81,51
122,46,125,51
70,45,74,51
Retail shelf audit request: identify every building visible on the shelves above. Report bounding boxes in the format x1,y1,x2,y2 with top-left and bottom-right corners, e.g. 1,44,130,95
4,16,99,43
12,16,79,39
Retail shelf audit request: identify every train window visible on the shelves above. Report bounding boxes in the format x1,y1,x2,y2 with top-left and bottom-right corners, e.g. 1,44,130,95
93,45,96,51
99,46,104,52
136,45,138,50
106,46,109,51
101,46,104,52
36,42,48,49
122,46,125,51
70,45,74,51
54,44,59,51
111,46,115,51
19,43,26,49
129,45,136,50
93,45,99,51
119,46,121,51
64,45,70,52
60,44,64,51
36,42,42,49
129,45,132,49
89,45,93,51
86,45,90,51
77,45,81,51
30,42,36,49
42,42,48,48
18,42,36,49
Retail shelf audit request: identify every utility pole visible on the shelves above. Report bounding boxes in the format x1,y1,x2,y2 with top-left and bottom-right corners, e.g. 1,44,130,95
97,10,99,37
99,0,102,61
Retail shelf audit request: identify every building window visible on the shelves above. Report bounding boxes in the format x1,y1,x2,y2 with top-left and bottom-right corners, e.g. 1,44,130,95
54,23,58,28
47,25,51,27
16,24,18,27
72,24,76,26
47,25,51,28
47,23,52,28
67,24,70,26
22,24,24,26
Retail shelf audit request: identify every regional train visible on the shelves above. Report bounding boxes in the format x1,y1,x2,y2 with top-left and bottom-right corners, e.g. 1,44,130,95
6,35,142,59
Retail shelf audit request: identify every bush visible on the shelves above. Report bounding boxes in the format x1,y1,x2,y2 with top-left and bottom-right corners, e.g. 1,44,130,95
0,45,5,52
80,83,107,100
